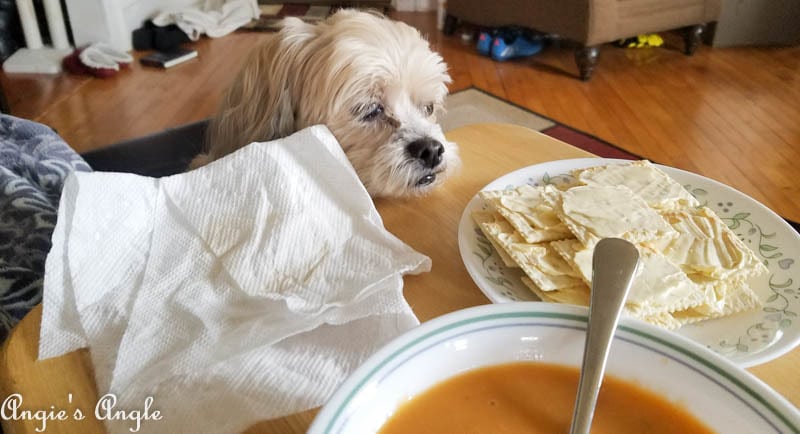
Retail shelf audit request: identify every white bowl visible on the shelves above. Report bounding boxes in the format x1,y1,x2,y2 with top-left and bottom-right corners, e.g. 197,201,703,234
309,302,800,434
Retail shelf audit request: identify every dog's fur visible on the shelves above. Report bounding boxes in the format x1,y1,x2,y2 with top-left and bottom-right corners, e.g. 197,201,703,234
191,9,458,198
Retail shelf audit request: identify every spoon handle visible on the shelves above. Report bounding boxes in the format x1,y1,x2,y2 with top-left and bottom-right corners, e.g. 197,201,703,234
569,238,640,434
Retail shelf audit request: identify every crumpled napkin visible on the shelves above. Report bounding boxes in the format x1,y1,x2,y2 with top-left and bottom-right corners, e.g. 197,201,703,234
39,125,430,434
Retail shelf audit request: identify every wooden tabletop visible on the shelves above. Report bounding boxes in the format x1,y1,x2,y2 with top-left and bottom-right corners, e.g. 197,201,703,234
1,123,797,433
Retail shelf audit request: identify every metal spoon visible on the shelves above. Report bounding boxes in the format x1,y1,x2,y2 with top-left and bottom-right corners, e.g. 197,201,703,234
569,238,640,434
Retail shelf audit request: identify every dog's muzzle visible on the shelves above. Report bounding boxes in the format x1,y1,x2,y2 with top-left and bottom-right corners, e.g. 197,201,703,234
406,138,445,187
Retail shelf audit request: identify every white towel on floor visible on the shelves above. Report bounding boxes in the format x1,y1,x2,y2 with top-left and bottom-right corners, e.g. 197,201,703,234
152,0,260,40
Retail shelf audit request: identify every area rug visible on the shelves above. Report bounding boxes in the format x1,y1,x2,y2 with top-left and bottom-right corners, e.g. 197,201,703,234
442,88,641,160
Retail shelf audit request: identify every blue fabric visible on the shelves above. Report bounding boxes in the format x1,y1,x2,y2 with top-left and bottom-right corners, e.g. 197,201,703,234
0,114,91,343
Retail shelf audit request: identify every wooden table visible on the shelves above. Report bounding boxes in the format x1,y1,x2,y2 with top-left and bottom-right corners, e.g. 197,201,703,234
1,123,798,433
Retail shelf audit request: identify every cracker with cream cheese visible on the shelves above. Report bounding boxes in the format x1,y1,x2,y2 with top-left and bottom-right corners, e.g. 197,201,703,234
471,211,518,267
551,239,714,317
479,220,583,291
507,242,584,291
480,185,573,243
655,207,768,281
573,160,699,211
638,312,683,330
542,184,679,247
521,276,590,305
521,277,683,330
680,274,762,321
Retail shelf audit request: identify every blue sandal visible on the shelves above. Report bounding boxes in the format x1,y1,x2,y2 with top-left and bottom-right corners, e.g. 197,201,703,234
491,33,544,61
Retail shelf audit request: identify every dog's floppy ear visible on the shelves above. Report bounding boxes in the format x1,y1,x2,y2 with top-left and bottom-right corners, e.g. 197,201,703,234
198,18,317,165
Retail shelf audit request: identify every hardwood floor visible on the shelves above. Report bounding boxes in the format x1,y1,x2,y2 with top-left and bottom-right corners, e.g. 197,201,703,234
2,11,798,222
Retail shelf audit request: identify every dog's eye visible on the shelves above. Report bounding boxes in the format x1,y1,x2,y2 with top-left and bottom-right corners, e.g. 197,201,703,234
362,104,384,121
423,103,435,117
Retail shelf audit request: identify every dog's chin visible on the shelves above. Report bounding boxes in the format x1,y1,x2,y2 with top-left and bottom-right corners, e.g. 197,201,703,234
363,161,451,198
408,165,448,194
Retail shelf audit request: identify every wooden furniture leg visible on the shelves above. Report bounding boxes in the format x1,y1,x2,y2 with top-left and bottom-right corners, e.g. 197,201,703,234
443,14,458,35
575,46,600,81
684,24,705,55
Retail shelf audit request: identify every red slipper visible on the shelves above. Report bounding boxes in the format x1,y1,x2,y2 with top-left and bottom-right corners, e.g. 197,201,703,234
61,47,118,78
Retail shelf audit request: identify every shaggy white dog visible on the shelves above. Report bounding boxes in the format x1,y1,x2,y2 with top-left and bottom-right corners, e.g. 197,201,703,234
192,9,459,198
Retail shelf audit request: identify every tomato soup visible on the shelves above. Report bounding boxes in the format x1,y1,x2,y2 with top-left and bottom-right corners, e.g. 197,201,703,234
379,362,714,434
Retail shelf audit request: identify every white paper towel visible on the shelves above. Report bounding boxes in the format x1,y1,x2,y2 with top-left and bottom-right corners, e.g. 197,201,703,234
39,125,431,434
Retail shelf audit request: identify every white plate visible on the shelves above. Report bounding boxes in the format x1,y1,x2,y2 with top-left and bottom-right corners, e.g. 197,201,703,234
457,158,800,368
309,303,800,434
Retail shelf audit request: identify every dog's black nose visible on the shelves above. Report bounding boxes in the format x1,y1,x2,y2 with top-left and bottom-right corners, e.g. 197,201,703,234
406,138,444,168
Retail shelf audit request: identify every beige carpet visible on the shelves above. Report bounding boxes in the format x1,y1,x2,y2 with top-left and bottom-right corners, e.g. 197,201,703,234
442,88,555,133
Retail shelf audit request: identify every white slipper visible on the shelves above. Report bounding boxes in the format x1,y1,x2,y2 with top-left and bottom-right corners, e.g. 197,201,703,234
78,43,133,70
92,42,134,64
